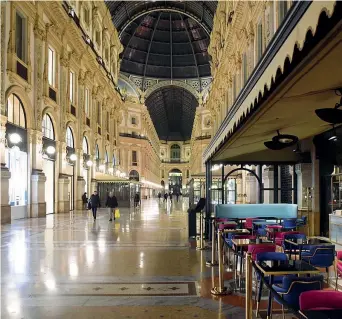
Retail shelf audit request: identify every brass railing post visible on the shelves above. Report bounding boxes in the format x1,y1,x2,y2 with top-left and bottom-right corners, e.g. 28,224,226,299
211,229,230,295
206,219,218,266
197,211,208,250
245,252,253,319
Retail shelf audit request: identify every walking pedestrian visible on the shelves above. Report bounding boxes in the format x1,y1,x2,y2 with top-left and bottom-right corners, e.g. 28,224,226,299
169,192,173,203
105,192,118,221
134,193,140,208
90,190,101,220
158,192,161,202
82,192,88,209
163,193,168,202
176,193,179,202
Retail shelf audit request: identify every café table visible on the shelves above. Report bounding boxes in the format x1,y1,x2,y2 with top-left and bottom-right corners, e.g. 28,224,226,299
255,260,320,318
231,238,273,291
284,237,332,260
300,309,342,319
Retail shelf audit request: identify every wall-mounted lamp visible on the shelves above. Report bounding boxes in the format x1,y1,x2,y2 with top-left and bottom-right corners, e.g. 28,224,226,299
99,164,105,171
46,145,56,155
9,132,22,144
69,153,77,161
86,160,93,167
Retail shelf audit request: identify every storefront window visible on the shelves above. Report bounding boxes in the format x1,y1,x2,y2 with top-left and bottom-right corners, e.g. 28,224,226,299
6,146,28,206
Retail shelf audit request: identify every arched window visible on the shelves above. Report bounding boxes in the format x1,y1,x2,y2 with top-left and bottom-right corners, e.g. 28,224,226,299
42,114,54,140
66,126,74,148
82,136,88,154
7,93,26,128
105,150,109,163
112,154,116,166
170,144,180,161
129,170,139,181
95,144,100,160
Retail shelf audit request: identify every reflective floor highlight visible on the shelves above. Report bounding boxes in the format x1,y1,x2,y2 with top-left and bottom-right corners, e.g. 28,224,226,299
1,199,244,319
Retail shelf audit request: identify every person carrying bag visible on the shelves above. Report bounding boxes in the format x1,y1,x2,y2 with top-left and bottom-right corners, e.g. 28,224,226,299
105,192,118,222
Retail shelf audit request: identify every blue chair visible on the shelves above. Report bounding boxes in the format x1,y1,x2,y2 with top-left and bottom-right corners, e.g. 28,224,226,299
272,275,323,315
255,252,288,314
282,233,307,259
296,216,307,227
301,245,335,285
282,218,297,230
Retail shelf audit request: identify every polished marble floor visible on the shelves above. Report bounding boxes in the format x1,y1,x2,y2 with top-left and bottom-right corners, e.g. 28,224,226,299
1,199,245,319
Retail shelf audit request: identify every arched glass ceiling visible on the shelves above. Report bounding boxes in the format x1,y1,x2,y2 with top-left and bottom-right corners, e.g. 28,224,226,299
145,86,198,141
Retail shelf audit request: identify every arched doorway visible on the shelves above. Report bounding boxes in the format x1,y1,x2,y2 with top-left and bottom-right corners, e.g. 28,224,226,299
168,168,182,194
5,93,28,219
129,170,139,181
42,113,56,214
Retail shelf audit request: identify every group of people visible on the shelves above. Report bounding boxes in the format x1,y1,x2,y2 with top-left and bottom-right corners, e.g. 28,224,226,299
82,191,118,221
158,192,181,203
82,191,142,220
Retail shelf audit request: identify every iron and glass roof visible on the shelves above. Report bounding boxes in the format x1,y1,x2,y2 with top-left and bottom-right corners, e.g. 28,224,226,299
145,86,198,140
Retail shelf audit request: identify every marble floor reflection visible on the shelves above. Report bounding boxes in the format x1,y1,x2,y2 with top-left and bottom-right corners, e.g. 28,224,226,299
1,199,244,319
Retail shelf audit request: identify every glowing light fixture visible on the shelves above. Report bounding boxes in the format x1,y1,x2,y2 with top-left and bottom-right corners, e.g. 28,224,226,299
46,146,56,155
99,164,105,170
9,133,22,144
69,153,77,161
86,160,93,167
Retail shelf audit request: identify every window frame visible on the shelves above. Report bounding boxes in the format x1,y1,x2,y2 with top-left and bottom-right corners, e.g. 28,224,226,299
66,126,74,148
15,11,27,64
69,71,75,104
82,136,88,155
132,150,137,165
48,46,56,87
42,114,55,140
7,93,26,129
85,88,90,117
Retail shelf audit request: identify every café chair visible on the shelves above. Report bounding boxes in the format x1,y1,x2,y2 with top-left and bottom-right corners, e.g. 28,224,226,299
282,218,298,231
299,290,342,311
282,233,307,259
300,245,335,285
273,275,324,318
255,252,288,315
245,218,264,231
275,231,300,246
296,216,307,228
336,251,342,290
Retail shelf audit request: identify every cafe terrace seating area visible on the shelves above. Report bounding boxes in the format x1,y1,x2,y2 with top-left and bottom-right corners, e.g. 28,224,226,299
200,203,342,319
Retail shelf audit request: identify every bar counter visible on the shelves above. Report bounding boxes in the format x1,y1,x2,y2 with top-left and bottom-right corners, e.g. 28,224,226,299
329,214,342,245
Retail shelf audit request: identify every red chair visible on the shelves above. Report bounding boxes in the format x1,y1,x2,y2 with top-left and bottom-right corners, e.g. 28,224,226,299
245,218,261,230
300,290,342,310
275,230,300,246
336,251,342,290
247,244,276,261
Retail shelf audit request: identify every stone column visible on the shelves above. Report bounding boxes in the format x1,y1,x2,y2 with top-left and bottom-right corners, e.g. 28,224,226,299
263,166,274,203
29,130,46,217
246,172,257,204
236,174,242,204
1,114,11,224
57,141,69,213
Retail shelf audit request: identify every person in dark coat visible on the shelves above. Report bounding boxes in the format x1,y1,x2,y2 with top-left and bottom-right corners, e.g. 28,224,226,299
134,193,140,208
82,192,88,209
169,192,173,203
163,193,168,202
90,190,101,220
176,193,179,202
105,192,118,221
158,193,161,202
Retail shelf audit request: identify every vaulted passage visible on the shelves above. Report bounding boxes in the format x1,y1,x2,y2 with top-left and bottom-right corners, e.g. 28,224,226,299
145,86,198,140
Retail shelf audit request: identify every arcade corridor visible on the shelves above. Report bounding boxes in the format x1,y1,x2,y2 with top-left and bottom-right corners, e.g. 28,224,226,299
1,199,244,319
